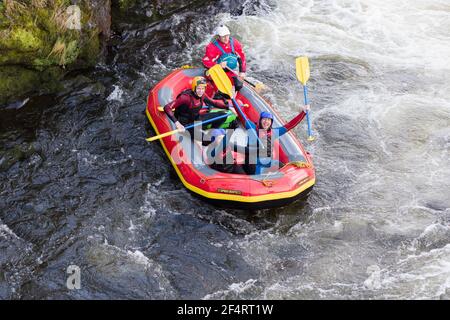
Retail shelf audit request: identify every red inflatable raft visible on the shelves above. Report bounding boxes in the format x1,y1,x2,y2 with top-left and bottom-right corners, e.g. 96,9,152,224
146,67,315,209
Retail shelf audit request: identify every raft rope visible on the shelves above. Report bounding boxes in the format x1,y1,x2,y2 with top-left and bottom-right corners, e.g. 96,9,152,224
283,161,312,169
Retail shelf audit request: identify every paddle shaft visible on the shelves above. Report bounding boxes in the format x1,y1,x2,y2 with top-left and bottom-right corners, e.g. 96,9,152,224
146,129,179,141
225,67,258,88
302,85,313,138
146,113,230,142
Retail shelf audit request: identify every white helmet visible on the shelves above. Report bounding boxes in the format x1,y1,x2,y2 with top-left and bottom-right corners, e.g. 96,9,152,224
216,25,230,37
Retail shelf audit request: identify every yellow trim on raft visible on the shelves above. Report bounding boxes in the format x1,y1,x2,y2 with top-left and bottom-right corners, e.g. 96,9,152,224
146,107,315,203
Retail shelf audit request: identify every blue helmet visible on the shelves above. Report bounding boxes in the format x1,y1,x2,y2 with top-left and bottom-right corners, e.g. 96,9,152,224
210,128,226,142
260,111,273,120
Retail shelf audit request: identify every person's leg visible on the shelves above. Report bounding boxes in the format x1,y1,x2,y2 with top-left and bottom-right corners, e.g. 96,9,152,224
227,118,239,129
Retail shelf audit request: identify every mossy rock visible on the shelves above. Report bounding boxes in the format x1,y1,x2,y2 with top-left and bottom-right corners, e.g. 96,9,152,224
0,66,40,105
0,27,44,51
0,0,104,105
0,0,106,104
0,65,64,106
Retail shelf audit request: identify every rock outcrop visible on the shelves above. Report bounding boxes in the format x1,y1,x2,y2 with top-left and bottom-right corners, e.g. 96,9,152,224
0,0,111,106
0,0,218,106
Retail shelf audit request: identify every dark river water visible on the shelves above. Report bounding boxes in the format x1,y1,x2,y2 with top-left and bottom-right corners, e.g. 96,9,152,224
1,0,449,299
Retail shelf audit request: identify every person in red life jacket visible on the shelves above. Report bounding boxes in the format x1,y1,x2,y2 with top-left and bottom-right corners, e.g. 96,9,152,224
202,25,246,96
204,129,247,174
163,76,238,139
243,104,311,175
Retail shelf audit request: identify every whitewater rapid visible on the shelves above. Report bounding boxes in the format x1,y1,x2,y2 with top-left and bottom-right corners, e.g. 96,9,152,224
199,0,450,299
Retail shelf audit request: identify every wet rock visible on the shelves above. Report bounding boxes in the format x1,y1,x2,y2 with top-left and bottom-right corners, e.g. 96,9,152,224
60,79,106,106
88,0,112,39
155,0,196,16
111,0,217,29
57,74,94,97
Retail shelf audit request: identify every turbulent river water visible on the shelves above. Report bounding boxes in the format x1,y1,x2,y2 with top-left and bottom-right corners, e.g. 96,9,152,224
1,0,449,299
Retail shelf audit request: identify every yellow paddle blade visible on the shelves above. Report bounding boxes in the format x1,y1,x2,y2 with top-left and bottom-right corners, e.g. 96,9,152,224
295,56,310,85
208,64,233,98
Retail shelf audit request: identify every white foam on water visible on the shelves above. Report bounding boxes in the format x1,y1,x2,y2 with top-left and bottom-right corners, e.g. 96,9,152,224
364,265,382,290
76,150,131,170
128,219,136,232
126,249,157,268
406,222,450,252
139,181,166,219
379,244,450,299
227,0,450,71
0,223,20,240
219,0,450,140
202,279,258,300
106,85,124,102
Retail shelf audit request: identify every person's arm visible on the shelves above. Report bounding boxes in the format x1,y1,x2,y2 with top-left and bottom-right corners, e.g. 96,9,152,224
202,43,220,69
276,105,310,136
234,39,246,74
163,95,190,123
163,101,177,123
204,95,229,109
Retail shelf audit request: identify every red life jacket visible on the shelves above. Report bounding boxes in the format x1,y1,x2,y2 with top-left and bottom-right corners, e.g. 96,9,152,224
174,89,208,122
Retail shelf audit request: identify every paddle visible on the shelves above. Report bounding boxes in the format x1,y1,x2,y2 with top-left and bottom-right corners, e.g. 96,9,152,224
295,56,315,142
225,67,266,92
208,64,264,147
146,113,230,142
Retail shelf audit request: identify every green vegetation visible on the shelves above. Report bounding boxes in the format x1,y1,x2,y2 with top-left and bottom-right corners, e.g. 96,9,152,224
0,0,102,105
